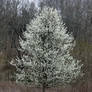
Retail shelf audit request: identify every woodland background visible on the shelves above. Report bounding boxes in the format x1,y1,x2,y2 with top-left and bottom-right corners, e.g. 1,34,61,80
0,0,92,91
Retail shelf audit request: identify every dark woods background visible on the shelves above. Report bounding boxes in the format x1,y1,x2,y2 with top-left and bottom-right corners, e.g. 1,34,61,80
0,0,37,81
0,0,92,90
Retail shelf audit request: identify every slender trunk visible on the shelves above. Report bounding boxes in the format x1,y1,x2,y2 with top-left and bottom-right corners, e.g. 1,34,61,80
42,85,45,92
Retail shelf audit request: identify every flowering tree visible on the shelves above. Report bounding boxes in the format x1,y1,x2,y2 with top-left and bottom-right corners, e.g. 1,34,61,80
11,7,83,92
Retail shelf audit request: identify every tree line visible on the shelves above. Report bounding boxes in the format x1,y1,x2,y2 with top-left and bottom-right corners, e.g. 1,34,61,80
0,0,37,81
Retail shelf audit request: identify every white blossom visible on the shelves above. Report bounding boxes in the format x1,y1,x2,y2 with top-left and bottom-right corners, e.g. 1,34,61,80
11,7,83,87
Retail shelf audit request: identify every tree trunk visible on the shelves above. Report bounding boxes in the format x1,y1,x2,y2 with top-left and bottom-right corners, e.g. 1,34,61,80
42,85,45,92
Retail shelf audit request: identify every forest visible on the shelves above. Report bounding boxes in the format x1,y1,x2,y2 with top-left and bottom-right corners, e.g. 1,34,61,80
0,0,92,92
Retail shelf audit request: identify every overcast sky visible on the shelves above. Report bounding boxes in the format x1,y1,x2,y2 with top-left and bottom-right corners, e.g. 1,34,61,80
29,0,39,7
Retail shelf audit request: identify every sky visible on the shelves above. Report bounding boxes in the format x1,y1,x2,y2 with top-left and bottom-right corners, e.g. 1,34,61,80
29,0,39,7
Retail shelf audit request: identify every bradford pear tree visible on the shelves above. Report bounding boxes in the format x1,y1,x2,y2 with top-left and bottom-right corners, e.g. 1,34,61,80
11,7,83,92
